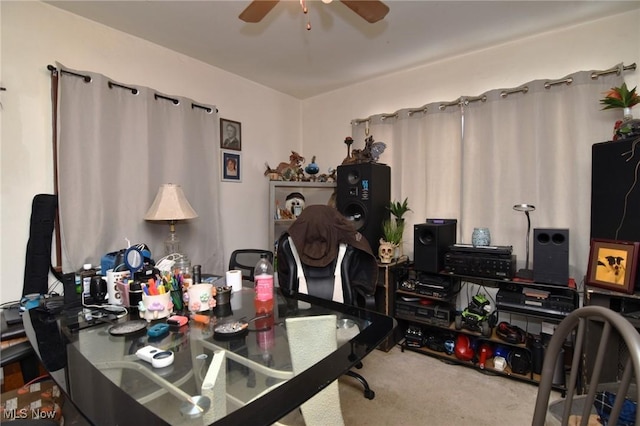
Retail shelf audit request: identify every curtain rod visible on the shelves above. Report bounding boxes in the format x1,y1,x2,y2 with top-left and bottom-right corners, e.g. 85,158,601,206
352,62,636,126
47,64,217,113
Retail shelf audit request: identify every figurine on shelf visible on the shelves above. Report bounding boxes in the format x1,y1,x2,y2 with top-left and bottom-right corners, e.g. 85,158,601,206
342,136,354,164
342,135,386,165
264,163,281,181
305,156,320,178
264,151,305,181
285,192,306,217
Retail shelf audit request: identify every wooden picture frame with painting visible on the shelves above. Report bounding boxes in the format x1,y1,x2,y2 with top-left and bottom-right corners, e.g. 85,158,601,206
220,118,241,151
222,151,241,182
586,238,640,294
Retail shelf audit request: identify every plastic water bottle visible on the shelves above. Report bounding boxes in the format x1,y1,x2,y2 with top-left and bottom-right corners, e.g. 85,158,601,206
254,254,274,314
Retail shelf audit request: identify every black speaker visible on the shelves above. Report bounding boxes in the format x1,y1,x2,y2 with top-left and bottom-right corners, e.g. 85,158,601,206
414,221,457,273
591,139,640,242
531,336,544,375
336,163,391,254
533,228,569,286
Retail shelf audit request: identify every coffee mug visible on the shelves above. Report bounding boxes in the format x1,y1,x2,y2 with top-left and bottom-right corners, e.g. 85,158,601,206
106,269,130,305
187,283,215,313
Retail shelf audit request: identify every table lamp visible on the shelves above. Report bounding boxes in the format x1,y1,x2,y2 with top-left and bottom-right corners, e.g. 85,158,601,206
144,183,198,255
513,203,535,280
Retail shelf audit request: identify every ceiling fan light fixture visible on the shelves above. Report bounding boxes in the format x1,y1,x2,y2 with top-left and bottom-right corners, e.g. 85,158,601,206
239,0,388,25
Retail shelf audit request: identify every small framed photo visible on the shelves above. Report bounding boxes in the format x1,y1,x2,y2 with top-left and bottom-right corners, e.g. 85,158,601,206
222,151,241,182
586,238,640,294
220,118,241,151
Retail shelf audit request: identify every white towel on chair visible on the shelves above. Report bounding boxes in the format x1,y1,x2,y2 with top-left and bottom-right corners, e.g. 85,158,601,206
286,315,345,426
287,236,345,303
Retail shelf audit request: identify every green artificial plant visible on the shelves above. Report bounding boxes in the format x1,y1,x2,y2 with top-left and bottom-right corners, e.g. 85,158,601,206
388,198,412,222
382,219,404,245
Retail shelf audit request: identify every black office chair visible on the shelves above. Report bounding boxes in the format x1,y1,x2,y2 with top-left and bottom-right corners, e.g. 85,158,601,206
228,249,273,282
277,205,379,400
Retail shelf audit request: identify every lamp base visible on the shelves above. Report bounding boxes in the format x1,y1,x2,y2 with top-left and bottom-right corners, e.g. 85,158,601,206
165,231,182,256
515,268,534,281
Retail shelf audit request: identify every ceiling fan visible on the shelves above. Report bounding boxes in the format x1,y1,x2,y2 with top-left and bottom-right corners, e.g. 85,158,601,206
239,0,390,24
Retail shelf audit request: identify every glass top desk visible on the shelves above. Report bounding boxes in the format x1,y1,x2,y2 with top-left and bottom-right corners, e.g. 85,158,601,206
23,286,395,425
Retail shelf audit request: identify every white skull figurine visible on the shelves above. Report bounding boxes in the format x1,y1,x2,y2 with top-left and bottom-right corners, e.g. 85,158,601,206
378,239,395,263
285,192,306,217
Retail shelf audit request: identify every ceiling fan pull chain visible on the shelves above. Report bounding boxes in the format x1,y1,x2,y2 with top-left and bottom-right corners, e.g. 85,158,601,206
299,0,312,30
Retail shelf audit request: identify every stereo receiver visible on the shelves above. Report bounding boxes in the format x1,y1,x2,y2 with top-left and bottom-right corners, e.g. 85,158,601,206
444,251,516,279
395,299,453,327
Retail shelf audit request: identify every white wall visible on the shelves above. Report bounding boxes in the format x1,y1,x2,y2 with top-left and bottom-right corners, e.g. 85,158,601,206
0,1,301,303
301,11,640,176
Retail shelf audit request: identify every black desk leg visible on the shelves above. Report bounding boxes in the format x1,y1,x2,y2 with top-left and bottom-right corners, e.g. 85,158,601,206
20,353,41,383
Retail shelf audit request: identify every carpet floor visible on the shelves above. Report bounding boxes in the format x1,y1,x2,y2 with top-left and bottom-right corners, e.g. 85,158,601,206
336,344,562,426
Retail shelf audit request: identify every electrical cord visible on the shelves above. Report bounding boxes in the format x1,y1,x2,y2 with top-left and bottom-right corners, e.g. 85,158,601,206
81,296,128,320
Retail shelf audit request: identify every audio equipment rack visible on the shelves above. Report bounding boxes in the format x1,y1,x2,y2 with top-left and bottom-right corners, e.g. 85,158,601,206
394,263,578,392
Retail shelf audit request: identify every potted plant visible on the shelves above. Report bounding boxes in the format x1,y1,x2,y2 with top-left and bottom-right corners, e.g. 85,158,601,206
379,219,405,263
388,197,412,225
382,219,404,245
600,83,640,140
600,82,640,116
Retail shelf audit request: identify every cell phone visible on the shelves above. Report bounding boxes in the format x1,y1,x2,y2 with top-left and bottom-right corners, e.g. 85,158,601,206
167,315,188,327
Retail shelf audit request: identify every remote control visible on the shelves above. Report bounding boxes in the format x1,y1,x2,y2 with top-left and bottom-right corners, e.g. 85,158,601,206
135,345,175,368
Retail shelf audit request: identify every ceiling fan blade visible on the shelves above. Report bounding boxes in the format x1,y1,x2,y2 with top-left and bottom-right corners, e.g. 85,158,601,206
341,0,389,24
239,0,280,23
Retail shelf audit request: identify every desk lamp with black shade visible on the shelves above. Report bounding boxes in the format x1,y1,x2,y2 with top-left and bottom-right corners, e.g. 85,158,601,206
513,203,535,280
144,183,198,259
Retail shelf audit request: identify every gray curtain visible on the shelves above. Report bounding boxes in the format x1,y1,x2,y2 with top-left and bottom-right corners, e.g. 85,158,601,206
353,67,625,284
56,63,224,275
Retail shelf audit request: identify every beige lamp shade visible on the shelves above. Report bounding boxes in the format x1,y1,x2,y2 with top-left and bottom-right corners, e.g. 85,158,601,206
144,183,198,221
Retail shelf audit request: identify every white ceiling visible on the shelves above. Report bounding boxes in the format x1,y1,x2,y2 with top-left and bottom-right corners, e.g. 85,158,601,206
46,0,640,99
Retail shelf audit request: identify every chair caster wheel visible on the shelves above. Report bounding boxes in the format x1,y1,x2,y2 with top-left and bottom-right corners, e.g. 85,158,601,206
364,389,375,400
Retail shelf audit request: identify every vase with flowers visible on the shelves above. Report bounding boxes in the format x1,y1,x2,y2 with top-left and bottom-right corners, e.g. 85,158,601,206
600,83,640,140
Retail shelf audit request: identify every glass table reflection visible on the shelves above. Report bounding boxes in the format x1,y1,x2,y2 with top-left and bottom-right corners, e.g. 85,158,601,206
24,286,395,425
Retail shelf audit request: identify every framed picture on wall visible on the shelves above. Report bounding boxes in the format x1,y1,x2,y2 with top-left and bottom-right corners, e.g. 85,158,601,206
586,238,640,294
220,118,241,151
222,151,241,182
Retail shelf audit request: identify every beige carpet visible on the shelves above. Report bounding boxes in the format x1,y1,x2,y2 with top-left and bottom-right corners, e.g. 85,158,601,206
336,344,562,426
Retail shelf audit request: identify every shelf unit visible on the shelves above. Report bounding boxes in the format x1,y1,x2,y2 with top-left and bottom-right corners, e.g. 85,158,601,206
268,181,337,253
394,264,579,389
376,258,407,351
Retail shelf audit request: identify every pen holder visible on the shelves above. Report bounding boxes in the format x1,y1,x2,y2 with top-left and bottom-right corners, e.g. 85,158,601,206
140,293,173,322
187,283,215,313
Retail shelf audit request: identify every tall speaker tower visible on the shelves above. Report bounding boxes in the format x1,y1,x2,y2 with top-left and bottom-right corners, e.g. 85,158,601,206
336,163,391,254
